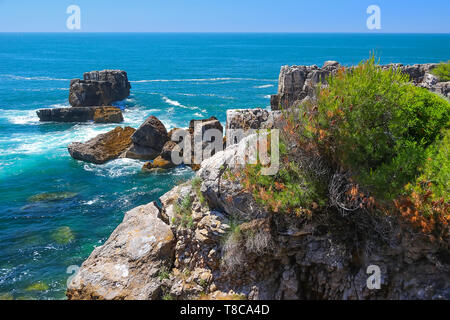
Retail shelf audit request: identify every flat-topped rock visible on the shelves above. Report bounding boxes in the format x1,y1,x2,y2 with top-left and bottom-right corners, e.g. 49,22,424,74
69,70,131,107
68,126,135,164
37,106,124,123
37,107,97,122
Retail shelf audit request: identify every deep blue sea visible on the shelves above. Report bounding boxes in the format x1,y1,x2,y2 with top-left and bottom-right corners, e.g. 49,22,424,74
0,33,449,299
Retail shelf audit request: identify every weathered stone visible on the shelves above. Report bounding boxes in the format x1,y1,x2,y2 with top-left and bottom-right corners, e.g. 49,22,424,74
68,126,135,164
37,107,96,122
131,116,169,151
69,70,131,107
93,107,124,123
142,156,176,171
225,108,283,146
123,144,160,160
66,202,175,300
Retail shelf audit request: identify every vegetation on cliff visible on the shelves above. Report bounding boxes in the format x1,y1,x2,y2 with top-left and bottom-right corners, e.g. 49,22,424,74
431,60,450,82
243,56,449,242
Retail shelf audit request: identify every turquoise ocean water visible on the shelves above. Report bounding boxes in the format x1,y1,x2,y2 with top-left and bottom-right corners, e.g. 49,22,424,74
0,33,449,299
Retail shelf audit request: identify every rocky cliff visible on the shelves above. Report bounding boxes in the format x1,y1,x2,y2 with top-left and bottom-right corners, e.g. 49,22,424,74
66,62,449,300
271,61,450,110
67,108,449,300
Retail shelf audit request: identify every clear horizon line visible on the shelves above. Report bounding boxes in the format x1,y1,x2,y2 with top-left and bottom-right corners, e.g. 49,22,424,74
1,31,450,35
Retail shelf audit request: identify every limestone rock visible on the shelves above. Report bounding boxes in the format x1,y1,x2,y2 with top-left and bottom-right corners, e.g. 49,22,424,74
69,70,131,107
93,107,124,123
68,126,135,164
66,202,175,300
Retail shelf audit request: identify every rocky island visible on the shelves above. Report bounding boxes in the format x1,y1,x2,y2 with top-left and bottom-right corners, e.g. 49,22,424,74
36,70,130,123
66,60,450,300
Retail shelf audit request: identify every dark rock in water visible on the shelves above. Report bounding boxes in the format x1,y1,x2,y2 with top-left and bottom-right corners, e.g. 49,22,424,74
131,116,169,151
93,107,124,123
160,141,179,161
37,106,124,123
122,143,160,160
69,70,131,107
68,126,136,164
36,107,96,122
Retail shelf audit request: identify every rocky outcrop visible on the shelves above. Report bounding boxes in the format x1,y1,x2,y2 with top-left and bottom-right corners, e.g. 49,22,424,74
125,116,169,160
68,126,135,164
69,70,131,108
66,202,175,300
225,108,283,146
270,61,448,110
37,107,97,122
93,107,124,123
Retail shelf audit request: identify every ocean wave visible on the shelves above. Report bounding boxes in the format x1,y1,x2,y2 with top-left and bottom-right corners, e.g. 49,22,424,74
161,96,200,111
131,77,276,83
0,109,39,125
1,74,70,81
175,93,235,100
264,95,272,99
254,84,274,89
82,158,144,178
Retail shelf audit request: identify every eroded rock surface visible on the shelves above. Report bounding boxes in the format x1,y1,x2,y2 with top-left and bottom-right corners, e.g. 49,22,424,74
66,202,175,300
69,70,131,108
271,62,449,110
68,126,135,164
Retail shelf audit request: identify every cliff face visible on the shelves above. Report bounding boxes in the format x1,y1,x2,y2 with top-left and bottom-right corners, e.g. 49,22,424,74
271,61,450,110
66,63,450,300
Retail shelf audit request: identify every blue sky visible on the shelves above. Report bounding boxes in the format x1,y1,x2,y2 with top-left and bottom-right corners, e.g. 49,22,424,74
0,0,449,33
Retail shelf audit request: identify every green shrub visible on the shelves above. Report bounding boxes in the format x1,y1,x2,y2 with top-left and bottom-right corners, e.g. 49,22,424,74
310,56,450,199
191,177,207,206
431,61,450,82
174,195,194,229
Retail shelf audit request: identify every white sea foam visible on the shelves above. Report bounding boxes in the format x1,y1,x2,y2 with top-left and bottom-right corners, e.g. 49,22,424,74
254,84,274,89
0,109,39,125
264,95,272,99
1,74,70,81
131,77,276,83
83,158,143,178
161,96,200,110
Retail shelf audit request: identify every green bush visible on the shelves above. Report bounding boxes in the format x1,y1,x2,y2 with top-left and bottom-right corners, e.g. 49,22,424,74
310,56,450,199
431,61,450,81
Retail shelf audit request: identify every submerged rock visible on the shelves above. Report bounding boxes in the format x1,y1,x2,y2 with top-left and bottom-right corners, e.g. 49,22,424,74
69,70,131,108
52,226,75,244
28,192,78,202
66,202,175,300
25,282,49,292
68,126,136,164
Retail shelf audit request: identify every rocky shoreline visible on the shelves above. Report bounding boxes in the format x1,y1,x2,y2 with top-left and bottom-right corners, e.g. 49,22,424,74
65,62,450,300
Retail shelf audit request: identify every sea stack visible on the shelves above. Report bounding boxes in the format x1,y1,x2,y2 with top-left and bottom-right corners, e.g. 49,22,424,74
36,70,130,123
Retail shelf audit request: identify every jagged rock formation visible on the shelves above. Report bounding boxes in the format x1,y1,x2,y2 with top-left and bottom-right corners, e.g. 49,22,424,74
69,70,131,108
124,116,169,160
37,70,130,122
68,127,135,164
271,62,449,110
